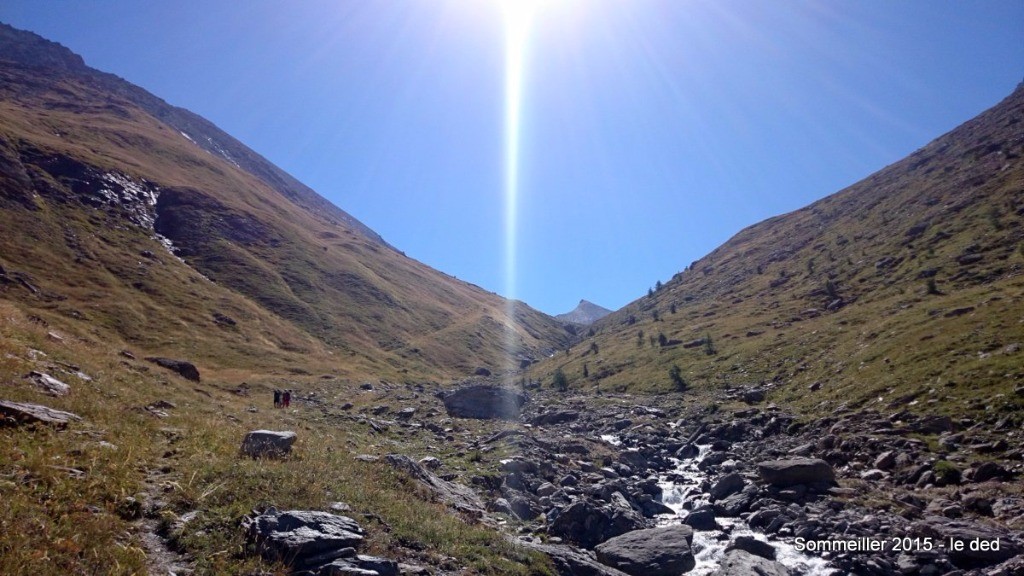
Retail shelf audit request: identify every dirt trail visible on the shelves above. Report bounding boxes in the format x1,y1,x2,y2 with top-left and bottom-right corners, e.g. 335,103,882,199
133,431,195,576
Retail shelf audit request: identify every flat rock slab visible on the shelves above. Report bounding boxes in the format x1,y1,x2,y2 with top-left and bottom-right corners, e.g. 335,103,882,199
710,549,791,576
241,430,297,458
385,454,485,517
757,458,835,487
514,538,632,576
321,555,399,576
246,509,364,569
917,515,1023,568
145,357,200,382
25,371,71,396
441,385,526,420
594,524,695,576
0,400,81,428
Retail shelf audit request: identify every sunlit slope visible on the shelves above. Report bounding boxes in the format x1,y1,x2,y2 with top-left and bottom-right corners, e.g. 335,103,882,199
532,85,1024,420
0,29,569,380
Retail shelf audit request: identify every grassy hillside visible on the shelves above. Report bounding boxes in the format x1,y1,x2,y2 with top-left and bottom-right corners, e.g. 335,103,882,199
0,52,570,382
528,84,1024,424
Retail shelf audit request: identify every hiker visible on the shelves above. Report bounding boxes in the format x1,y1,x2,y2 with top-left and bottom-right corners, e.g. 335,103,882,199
283,389,291,408
273,389,281,408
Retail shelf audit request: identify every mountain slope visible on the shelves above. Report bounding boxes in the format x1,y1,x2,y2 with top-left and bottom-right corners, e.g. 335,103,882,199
530,84,1024,422
0,22,570,380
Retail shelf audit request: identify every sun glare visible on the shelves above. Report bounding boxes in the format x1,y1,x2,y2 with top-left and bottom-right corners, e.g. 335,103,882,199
499,0,541,380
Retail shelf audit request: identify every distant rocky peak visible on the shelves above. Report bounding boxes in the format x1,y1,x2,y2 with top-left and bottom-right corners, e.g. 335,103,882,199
556,299,613,326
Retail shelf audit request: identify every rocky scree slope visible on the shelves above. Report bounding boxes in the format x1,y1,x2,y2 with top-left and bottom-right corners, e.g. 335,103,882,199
334,382,1024,575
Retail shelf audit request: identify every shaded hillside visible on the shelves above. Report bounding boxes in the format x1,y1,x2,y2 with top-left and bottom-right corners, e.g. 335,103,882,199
531,84,1024,422
0,22,385,246
0,23,570,380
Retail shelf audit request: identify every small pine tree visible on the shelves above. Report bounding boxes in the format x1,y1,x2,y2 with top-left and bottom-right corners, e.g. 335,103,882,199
703,333,716,356
652,310,659,322
658,333,668,347
670,303,677,314
926,278,940,295
825,280,839,300
637,330,644,347
552,368,569,392
582,362,589,378
655,280,663,291
669,364,687,391
648,287,654,297
589,341,599,355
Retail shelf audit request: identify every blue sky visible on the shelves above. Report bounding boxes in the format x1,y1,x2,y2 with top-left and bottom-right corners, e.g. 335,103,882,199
1,1,1021,315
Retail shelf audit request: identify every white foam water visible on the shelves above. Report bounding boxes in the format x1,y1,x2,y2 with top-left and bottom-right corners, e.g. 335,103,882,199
654,444,837,575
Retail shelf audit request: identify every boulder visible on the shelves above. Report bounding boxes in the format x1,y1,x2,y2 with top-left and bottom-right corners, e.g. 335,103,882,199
874,450,896,471
725,535,776,561
145,357,200,382
441,385,526,420
594,525,695,576
757,458,835,487
710,472,745,500
531,410,580,426
548,497,646,549
241,430,297,458
536,482,558,497
971,461,1010,483
683,507,718,530
246,509,364,570
711,549,791,576
0,400,81,428
675,444,700,459
25,371,70,396
713,485,757,517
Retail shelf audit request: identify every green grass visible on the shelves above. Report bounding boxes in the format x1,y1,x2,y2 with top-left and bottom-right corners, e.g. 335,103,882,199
0,302,557,575
526,86,1024,424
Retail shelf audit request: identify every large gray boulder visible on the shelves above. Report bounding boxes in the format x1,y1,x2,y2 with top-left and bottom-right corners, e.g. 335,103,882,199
548,496,647,549
246,509,364,570
594,525,696,576
710,549,791,576
145,357,201,382
241,430,297,458
710,472,745,500
757,458,835,487
441,385,526,420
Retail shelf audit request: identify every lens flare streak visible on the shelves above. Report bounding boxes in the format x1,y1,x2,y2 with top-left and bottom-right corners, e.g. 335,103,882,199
502,2,535,378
